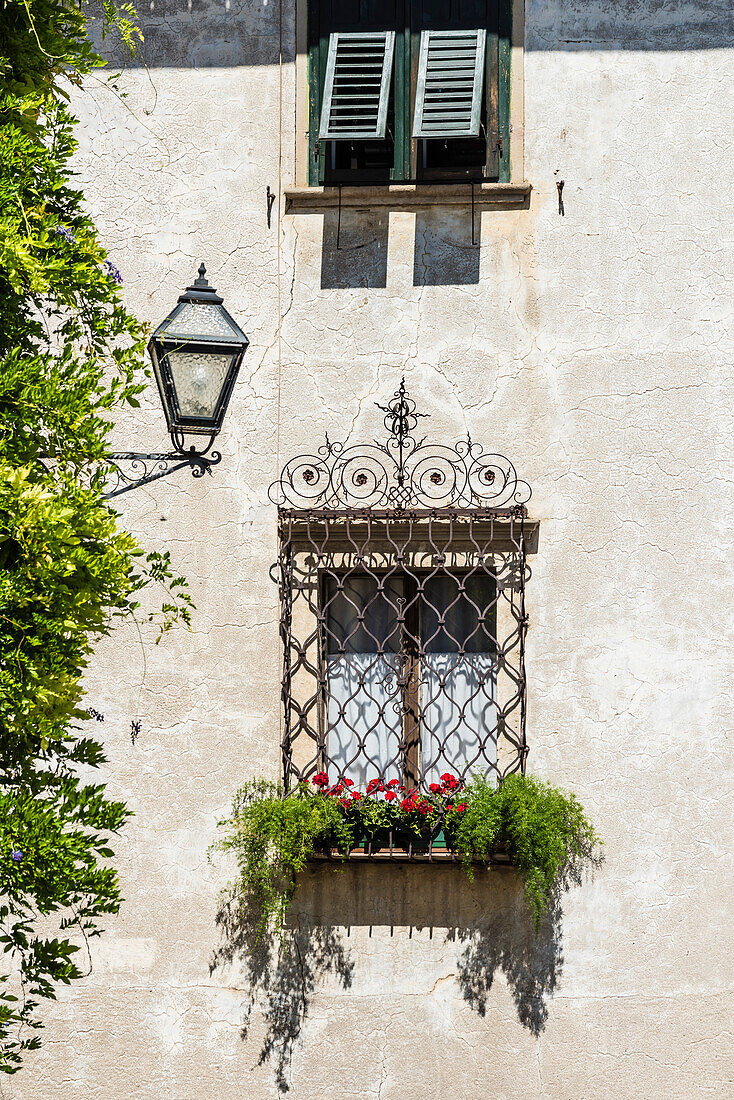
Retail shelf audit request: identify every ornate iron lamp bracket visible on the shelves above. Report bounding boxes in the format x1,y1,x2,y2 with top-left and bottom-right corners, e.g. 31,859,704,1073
105,435,221,499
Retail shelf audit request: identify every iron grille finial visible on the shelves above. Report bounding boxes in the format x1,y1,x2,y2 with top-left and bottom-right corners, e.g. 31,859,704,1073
376,378,429,489
269,382,531,511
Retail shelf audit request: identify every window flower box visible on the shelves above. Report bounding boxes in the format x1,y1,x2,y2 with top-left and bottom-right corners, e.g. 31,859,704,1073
311,829,512,864
212,771,600,940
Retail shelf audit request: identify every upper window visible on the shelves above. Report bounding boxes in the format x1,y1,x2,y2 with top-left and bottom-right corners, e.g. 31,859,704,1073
307,0,512,186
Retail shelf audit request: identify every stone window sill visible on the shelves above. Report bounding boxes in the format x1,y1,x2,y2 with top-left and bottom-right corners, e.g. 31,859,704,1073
284,181,532,213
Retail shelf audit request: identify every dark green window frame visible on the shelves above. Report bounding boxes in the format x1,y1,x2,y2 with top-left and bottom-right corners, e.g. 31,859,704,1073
307,0,512,186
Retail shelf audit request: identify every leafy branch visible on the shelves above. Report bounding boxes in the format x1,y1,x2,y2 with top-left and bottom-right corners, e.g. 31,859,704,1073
0,0,191,1073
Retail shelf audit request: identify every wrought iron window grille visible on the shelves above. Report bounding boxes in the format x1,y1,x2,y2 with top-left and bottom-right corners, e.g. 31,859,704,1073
270,381,536,798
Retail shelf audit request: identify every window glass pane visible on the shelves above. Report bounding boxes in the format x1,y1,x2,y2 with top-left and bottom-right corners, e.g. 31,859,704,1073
325,573,402,654
420,572,497,783
421,573,496,654
325,574,404,784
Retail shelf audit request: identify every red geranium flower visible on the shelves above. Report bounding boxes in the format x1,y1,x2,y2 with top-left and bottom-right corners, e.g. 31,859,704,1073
457,803,467,813
429,783,441,793
366,778,381,795
384,791,396,802
386,779,400,788
312,772,329,788
342,778,354,787
351,791,362,801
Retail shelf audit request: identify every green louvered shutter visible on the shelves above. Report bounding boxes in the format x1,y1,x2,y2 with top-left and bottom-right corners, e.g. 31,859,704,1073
412,28,487,139
318,31,396,141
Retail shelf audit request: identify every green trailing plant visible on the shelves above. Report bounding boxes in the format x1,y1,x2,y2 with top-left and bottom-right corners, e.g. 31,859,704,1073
447,773,601,925
212,779,356,942
214,772,601,941
0,0,191,1074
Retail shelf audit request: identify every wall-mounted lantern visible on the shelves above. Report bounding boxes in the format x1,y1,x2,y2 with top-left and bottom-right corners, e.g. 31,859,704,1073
148,264,249,445
107,264,248,498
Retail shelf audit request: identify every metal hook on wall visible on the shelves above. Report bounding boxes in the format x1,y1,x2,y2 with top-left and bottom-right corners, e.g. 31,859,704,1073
266,186,276,228
556,178,565,216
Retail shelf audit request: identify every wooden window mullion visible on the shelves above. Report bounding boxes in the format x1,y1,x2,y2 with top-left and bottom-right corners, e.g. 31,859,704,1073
498,0,511,182
402,576,421,788
485,22,499,178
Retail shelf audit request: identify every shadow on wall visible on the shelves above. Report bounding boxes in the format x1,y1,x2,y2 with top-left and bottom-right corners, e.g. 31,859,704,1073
89,0,732,68
211,864,563,1093
319,207,481,288
87,0,296,68
413,208,480,286
320,209,389,290
211,885,356,1094
527,0,732,51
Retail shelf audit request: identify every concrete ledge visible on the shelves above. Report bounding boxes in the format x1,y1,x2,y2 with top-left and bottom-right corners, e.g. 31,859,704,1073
284,181,532,213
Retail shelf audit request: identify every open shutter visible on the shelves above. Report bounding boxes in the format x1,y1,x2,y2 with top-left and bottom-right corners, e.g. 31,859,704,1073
319,31,396,141
412,28,487,139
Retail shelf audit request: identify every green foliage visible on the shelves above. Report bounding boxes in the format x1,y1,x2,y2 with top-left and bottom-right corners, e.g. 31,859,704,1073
448,774,601,927
212,781,355,942
214,774,601,943
0,0,190,1073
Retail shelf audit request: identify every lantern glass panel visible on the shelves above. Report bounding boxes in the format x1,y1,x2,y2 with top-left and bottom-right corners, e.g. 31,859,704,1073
166,348,237,420
163,303,241,341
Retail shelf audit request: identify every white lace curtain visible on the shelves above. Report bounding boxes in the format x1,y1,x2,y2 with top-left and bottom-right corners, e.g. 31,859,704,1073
325,573,497,785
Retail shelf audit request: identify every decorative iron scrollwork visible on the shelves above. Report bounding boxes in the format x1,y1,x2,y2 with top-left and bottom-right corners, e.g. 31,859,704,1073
104,445,221,499
269,380,531,511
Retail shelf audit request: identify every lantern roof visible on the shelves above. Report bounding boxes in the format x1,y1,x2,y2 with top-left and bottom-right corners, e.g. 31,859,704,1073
151,264,249,347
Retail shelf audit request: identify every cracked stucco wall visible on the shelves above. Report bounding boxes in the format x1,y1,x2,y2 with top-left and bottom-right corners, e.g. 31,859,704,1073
6,0,734,1097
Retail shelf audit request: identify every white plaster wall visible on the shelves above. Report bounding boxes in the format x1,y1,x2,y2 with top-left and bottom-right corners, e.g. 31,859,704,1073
7,0,734,1096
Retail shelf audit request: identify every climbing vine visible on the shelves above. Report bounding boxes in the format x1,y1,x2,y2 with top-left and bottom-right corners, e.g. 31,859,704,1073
0,0,190,1073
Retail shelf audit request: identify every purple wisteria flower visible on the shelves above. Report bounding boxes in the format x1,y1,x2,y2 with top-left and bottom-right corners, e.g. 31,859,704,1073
104,259,123,285
54,225,76,244
11,851,23,863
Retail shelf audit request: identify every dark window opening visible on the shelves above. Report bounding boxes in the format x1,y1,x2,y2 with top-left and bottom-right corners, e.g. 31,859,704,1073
323,570,497,786
416,136,487,180
307,0,511,185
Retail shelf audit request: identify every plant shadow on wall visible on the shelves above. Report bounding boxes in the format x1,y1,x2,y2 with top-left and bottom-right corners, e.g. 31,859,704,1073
298,862,565,1034
210,886,355,1093
209,776,602,1092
